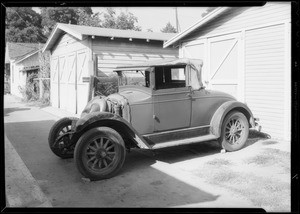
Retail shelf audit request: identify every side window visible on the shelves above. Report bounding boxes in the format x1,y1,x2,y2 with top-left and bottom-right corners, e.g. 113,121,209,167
155,66,186,89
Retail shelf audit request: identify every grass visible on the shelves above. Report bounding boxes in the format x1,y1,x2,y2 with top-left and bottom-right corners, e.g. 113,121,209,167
192,146,290,212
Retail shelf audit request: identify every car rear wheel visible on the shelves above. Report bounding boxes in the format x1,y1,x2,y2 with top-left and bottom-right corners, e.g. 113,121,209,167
48,117,78,159
74,127,126,180
220,111,249,152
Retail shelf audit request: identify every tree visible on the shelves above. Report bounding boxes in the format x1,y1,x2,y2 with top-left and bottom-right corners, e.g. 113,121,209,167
5,7,46,43
201,7,217,17
40,7,80,37
161,22,177,33
101,8,141,31
76,8,102,27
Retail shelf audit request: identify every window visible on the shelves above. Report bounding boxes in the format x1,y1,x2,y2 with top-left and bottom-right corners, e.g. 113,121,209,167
118,70,150,88
155,66,186,89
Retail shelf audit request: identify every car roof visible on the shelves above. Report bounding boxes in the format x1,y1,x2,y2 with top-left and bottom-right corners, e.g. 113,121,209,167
113,58,203,71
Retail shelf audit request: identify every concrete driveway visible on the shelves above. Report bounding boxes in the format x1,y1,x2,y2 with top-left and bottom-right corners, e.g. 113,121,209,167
4,95,290,211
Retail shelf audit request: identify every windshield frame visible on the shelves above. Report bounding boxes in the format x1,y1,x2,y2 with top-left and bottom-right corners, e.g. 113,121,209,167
116,68,153,89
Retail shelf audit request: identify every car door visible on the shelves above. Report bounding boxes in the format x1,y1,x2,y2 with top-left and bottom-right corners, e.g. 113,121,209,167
153,66,191,132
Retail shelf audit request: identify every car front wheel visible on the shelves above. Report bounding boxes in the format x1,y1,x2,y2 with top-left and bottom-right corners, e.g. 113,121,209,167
74,127,126,180
48,117,78,159
220,111,249,152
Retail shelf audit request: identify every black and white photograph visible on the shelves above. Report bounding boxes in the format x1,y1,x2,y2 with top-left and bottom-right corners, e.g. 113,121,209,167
2,2,296,212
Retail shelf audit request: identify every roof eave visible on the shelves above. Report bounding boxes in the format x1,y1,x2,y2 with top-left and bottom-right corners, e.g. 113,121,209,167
42,23,83,53
163,7,230,48
15,49,41,64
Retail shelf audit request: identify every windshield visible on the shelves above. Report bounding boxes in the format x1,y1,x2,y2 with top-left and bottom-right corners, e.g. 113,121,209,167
118,70,150,87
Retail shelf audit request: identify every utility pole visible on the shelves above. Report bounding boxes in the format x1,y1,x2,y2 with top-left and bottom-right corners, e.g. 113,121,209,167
175,7,181,32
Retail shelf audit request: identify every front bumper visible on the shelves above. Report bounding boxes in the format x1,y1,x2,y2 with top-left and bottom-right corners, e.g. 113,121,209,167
254,117,262,132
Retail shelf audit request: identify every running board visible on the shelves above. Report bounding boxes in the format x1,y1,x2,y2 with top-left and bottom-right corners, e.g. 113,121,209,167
151,134,218,149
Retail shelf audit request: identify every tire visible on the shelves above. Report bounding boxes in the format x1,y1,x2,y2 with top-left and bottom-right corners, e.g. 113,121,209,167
74,127,126,180
219,111,249,152
48,117,78,159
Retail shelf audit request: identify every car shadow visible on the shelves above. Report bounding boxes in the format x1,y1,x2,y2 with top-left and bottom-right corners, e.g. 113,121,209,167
134,140,221,164
245,129,271,148
5,119,222,207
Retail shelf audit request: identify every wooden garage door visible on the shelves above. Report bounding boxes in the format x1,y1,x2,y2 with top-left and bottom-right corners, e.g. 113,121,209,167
76,50,89,114
59,53,77,114
207,33,241,99
50,57,59,108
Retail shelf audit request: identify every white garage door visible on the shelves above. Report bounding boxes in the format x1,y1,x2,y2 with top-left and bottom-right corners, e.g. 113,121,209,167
76,50,89,114
59,53,77,113
51,50,89,114
207,33,241,99
50,57,59,108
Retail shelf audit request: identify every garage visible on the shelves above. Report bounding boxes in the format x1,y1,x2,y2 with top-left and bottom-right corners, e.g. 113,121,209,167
43,23,178,114
164,2,291,141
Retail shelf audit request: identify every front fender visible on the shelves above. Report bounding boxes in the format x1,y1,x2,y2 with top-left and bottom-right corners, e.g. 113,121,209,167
210,101,255,138
74,112,151,149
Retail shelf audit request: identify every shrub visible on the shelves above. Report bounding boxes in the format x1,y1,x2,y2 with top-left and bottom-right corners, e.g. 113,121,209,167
94,75,118,96
19,73,39,101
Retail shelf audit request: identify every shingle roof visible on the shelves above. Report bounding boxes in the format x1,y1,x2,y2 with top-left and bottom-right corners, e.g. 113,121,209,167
43,23,177,52
5,42,43,63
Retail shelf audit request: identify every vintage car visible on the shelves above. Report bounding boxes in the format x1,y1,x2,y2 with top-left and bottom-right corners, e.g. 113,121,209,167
48,58,260,181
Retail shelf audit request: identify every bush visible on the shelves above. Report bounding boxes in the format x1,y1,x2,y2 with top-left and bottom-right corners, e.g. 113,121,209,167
94,76,118,96
19,73,40,101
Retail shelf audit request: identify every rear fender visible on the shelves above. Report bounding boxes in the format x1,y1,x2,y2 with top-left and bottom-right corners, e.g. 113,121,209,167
74,112,151,149
210,101,255,138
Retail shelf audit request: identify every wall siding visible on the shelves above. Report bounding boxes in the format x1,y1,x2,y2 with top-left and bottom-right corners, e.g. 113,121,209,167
186,2,290,40
92,37,178,76
245,24,286,139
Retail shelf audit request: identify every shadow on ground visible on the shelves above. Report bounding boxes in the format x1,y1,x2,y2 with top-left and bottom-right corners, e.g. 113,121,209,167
5,120,221,207
4,107,31,116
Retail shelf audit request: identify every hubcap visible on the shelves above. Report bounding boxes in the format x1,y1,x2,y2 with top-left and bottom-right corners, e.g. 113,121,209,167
55,125,73,153
225,117,245,145
84,137,116,171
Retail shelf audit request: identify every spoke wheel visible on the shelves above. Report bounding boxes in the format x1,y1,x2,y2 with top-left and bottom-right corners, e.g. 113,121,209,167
220,111,249,152
74,127,126,180
48,117,78,159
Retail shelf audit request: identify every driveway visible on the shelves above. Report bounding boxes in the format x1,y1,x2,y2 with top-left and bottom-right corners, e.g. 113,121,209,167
4,95,290,211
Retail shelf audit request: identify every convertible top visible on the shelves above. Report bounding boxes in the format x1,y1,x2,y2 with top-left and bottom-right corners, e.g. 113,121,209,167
114,58,204,90
113,58,203,71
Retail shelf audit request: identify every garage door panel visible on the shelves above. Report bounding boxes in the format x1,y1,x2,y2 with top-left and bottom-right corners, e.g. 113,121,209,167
77,51,88,82
213,44,238,80
211,84,238,98
66,83,76,113
51,57,59,108
210,38,237,73
59,83,68,110
208,33,241,99
76,51,89,114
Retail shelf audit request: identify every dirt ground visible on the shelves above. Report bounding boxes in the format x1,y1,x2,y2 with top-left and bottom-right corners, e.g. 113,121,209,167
150,130,291,212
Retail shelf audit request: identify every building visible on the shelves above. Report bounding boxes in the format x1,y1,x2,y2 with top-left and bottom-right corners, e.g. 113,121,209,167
43,23,178,114
5,42,43,98
164,2,291,140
